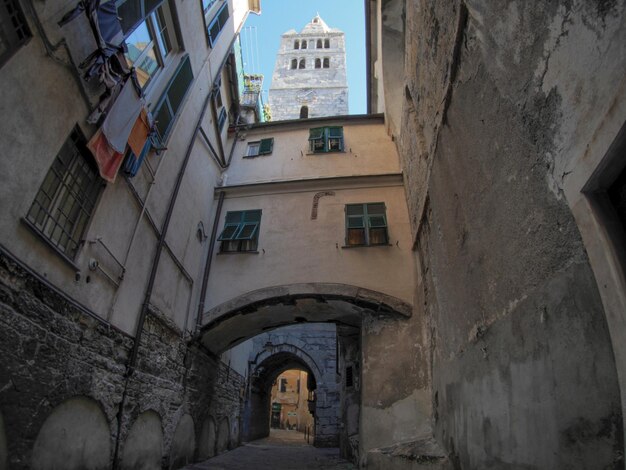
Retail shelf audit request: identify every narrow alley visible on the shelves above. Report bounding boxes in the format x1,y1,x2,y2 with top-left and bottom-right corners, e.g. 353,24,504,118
184,430,355,470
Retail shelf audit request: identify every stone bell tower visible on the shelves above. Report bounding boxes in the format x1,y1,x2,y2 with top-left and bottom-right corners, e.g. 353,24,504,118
268,15,349,121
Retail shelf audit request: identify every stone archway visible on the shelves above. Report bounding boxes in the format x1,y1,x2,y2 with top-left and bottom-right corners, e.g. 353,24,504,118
198,283,411,354
31,396,110,470
121,410,163,470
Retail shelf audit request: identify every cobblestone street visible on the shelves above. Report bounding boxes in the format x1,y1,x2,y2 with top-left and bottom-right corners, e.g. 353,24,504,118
184,430,356,469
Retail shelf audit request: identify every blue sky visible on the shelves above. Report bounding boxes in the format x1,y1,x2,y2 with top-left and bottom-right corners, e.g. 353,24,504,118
240,0,366,115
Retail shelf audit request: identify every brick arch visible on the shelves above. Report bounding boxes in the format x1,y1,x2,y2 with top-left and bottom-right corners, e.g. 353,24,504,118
198,283,411,354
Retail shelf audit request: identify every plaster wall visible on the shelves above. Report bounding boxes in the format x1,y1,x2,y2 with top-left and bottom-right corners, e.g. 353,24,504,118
120,411,163,470
204,184,415,312
382,0,626,467
0,0,251,337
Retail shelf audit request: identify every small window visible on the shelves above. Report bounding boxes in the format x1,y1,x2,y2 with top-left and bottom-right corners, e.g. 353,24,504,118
26,128,103,260
345,203,389,246
301,40,307,49
0,0,31,66
324,38,330,48
316,39,322,48
217,107,227,131
207,2,229,47
279,378,287,393
309,126,344,153
300,106,308,119
323,57,329,68
290,58,297,69
218,210,261,253
298,58,305,69
294,40,300,49
315,58,321,69
345,366,354,388
201,0,217,13
245,138,273,157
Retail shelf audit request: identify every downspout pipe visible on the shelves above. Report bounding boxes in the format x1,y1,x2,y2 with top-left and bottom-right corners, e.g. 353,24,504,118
127,91,212,374
194,190,225,332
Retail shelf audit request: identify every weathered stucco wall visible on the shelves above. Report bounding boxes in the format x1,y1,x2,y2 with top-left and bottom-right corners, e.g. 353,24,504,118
391,0,625,468
204,184,415,311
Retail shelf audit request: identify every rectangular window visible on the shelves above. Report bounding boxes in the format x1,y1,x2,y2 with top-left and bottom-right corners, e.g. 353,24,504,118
244,138,273,157
217,209,261,252
201,0,217,13
124,5,172,89
280,378,287,393
345,366,354,388
309,127,344,153
117,0,164,35
217,107,227,131
345,203,388,246
207,2,229,47
0,0,31,67
26,128,103,260
154,54,194,140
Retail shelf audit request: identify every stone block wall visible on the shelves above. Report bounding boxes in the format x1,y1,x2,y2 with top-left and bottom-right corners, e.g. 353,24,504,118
0,248,245,468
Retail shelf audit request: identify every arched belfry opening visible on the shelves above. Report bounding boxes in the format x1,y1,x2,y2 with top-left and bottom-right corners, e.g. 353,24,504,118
300,106,309,118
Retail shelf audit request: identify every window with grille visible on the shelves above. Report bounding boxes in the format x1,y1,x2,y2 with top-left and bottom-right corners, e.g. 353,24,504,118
244,138,273,157
345,203,389,246
217,210,261,252
309,127,344,153
0,0,31,67
345,366,354,388
26,128,103,260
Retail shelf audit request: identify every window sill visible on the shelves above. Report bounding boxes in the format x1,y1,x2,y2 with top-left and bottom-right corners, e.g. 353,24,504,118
243,154,271,159
307,151,346,156
217,250,260,255
21,218,81,272
341,244,392,249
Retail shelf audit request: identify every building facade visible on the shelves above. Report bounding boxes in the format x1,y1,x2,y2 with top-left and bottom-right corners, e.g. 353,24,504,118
268,15,348,121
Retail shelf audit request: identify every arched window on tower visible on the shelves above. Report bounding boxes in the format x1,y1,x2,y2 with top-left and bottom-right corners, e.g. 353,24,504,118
294,40,300,49
299,58,305,69
300,106,308,119
324,38,330,48
316,39,322,48
301,40,307,49
291,58,297,69
315,58,321,69
323,57,329,68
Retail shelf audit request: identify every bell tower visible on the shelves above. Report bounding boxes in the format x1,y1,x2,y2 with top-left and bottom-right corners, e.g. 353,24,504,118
268,15,349,121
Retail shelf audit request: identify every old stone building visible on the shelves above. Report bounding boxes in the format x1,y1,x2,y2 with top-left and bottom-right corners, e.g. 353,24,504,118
1,0,626,469
268,15,349,120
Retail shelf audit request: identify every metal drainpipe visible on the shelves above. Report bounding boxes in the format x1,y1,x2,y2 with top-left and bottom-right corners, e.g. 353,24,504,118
112,92,212,470
194,190,225,333
24,0,93,109
127,91,212,373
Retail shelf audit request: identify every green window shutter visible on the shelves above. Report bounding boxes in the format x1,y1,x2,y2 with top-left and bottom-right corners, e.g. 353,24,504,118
218,224,239,240
366,203,387,227
154,55,194,140
258,138,274,155
346,204,365,228
327,126,344,151
243,210,261,222
235,222,259,240
309,128,324,139
328,127,343,138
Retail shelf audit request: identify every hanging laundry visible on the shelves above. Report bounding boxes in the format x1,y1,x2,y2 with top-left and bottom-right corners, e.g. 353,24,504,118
87,128,124,183
101,79,143,153
128,108,151,156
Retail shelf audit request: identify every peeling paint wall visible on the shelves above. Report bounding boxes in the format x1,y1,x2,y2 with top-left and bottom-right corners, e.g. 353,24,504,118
376,0,626,467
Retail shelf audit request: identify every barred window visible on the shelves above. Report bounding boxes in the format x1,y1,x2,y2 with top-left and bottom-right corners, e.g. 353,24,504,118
0,0,31,66
26,128,103,259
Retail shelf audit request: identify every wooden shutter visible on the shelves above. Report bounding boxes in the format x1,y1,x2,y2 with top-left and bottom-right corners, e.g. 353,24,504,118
258,138,274,155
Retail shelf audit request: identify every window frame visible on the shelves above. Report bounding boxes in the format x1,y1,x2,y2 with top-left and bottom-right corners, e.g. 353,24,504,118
244,138,273,158
24,127,105,263
344,203,389,247
217,209,262,253
0,0,31,67
309,126,344,153
206,2,229,48
123,6,172,90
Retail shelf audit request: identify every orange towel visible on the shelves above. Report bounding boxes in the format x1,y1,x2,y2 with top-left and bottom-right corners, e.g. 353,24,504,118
128,108,151,157
87,128,124,183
